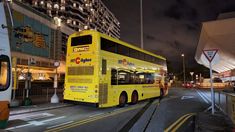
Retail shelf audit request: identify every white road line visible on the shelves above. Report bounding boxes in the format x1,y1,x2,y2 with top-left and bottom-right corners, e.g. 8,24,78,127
199,90,211,102
41,116,66,123
89,113,104,118
47,121,74,129
196,90,209,104
199,90,222,109
9,112,54,121
181,96,194,100
6,116,66,130
6,124,32,130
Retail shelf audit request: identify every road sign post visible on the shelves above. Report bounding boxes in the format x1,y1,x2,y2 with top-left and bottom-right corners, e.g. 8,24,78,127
203,49,218,115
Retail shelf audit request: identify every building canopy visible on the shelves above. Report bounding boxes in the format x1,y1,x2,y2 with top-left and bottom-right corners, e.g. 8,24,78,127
195,18,235,73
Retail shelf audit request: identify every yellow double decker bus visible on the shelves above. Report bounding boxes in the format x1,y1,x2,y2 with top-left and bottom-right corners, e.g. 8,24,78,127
64,30,168,107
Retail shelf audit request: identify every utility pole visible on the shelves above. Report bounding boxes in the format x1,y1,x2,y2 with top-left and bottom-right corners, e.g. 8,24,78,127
140,0,144,49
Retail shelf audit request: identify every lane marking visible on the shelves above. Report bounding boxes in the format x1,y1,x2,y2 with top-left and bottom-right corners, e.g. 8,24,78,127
89,113,104,118
164,113,195,132
6,116,66,130
47,121,74,129
9,112,54,121
171,113,196,131
198,89,221,109
6,124,32,130
45,103,148,132
198,90,211,102
181,96,194,100
41,116,66,123
196,90,209,104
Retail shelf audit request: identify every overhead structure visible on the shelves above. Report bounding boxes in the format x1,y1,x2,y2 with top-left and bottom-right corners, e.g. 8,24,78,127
195,17,235,73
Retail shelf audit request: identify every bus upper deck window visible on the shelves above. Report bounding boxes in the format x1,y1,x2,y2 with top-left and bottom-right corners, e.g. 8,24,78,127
0,55,10,91
71,35,92,46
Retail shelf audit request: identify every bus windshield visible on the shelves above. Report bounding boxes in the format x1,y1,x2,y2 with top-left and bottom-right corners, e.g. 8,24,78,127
0,55,10,91
71,35,92,46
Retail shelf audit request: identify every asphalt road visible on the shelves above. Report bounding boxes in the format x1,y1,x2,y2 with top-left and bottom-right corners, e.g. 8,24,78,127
6,100,148,132
145,88,211,131
5,87,214,132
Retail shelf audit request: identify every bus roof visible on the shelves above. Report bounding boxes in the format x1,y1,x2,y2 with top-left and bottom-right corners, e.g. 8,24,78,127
71,30,166,61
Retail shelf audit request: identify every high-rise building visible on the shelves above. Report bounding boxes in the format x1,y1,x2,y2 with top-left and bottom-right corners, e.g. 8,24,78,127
23,0,120,39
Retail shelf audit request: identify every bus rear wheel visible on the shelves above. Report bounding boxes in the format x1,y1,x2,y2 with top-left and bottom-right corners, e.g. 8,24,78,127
119,92,127,107
131,91,138,104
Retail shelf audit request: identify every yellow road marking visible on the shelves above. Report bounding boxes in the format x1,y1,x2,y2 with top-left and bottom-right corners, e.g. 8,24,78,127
45,102,158,132
171,113,196,131
164,113,195,132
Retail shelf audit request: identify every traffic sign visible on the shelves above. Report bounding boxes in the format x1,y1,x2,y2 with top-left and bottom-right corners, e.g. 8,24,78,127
203,49,218,62
202,49,219,115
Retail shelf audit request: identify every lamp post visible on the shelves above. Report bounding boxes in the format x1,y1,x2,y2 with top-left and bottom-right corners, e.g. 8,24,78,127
140,0,143,49
51,61,60,103
181,54,185,85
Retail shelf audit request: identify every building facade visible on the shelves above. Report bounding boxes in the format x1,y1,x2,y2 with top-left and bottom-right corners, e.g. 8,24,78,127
8,0,120,81
21,0,120,39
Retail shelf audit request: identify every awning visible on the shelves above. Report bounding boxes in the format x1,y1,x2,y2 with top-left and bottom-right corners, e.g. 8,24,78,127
195,18,235,73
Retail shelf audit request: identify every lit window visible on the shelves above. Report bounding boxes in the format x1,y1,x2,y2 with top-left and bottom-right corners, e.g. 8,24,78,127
73,21,76,25
79,6,83,11
61,0,65,4
84,25,88,29
54,3,59,9
73,3,76,7
67,19,71,24
61,6,65,11
40,0,44,5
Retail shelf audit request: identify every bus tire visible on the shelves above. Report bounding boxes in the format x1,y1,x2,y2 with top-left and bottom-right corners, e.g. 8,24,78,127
131,91,138,104
119,92,127,107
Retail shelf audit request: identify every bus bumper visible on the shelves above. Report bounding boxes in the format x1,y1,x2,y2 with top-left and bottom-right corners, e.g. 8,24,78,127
0,101,10,129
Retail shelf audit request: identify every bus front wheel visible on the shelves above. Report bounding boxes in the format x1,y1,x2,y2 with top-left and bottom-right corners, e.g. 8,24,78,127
119,92,127,107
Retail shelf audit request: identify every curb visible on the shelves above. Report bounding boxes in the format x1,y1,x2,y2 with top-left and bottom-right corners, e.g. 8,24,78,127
10,103,73,116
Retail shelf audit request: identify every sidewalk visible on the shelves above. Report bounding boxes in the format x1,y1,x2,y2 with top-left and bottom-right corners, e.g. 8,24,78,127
10,94,72,115
195,111,234,131
10,103,73,115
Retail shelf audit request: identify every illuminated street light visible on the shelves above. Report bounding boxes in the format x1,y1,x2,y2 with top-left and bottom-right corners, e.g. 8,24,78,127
181,54,186,85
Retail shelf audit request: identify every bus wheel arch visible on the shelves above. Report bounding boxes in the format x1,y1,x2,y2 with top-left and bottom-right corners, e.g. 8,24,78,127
119,91,128,107
131,90,138,104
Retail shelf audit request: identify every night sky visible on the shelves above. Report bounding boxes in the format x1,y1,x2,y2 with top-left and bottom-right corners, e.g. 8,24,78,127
103,0,235,74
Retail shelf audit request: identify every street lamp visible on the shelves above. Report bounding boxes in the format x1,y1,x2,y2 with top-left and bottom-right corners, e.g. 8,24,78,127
140,0,143,49
181,54,185,85
51,61,60,103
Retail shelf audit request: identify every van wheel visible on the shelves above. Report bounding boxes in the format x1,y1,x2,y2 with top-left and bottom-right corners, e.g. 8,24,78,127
131,91,138,104
119,92,127,107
